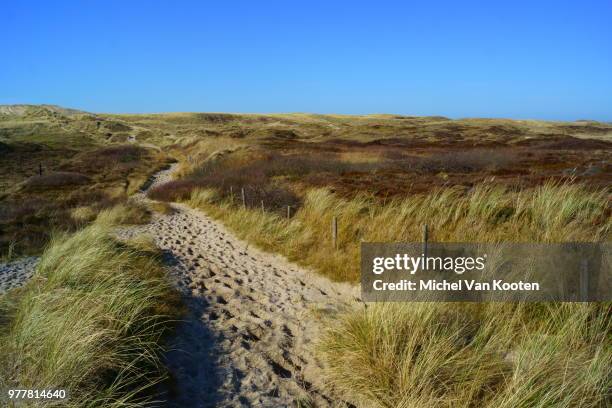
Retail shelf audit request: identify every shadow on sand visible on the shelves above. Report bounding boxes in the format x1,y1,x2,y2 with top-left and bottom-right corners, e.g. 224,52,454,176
151,250,226,408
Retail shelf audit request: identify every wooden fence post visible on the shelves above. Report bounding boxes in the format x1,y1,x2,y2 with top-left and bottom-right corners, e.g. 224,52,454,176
261,200,265,214
423,224,429,261
580,259,589,302
241,187,246,208
332,216,338,250
230,186,234,203
287,206,291,219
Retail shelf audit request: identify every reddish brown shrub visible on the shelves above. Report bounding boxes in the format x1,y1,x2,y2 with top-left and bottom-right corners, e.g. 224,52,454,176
147,180,203,202
395,149,519,173
92,145,144,162
24,172,90,189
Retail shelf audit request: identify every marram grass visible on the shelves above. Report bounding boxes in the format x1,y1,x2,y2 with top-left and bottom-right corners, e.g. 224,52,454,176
185,181,610,407
0,221,181,407
318,302,611,408
186,182,610,282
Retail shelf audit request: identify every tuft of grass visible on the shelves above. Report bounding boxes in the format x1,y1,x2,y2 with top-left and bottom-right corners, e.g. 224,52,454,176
0,221,181,407
319,303,611,408
96,201,152,226
0,241,16,262
71,205,98,224
147,201,175,216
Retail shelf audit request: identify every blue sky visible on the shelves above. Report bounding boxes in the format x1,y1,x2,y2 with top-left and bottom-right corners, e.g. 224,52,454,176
1,1,611,120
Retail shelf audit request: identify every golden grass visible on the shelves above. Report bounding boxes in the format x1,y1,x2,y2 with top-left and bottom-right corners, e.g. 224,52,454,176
320,302,610,407
172,137,246,179
147,201,175,216
70,205,97,224
186,182,610,281
0,217,181,407
184,182,611,406
96,201,152,226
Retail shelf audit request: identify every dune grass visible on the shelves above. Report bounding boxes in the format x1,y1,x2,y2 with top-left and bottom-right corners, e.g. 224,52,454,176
183,182,610,406
95,201,152,226
319,302,610,408
185,182,609,281
0,218,181,407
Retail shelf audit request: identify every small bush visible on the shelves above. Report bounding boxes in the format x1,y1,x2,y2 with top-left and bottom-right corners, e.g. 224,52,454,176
148,180,202,202
176,151,364,212
0,198,47,223
24,172,90,189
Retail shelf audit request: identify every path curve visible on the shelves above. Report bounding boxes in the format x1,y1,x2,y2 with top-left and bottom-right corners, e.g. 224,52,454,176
121,165,359,407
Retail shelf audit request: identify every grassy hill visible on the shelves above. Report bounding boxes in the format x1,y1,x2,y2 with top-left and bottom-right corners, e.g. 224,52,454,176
0,105,173,257
1,104,609,257
0,105,610,407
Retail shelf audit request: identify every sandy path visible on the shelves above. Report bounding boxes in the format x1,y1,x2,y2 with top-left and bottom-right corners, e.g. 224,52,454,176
121,166,359,407
0,256,39,293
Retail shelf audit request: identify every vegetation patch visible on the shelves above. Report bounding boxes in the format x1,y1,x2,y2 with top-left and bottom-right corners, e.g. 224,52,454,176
184,182,609,282
0,220,182,407
24,171,91,189
95,201,152,226
0,132,171,256
320,303,611,407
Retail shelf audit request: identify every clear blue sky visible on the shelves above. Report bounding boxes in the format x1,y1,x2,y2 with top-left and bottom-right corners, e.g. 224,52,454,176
1,1,611,120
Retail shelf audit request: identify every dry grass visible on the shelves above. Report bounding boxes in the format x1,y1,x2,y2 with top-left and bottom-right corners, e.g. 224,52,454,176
96,201,152,226
186,182,610,282
70,205,97,224
0,142,171,256
0,219,182,407
3,106,610,406
320,303,610,408
183,182,610,407
147,201,175,215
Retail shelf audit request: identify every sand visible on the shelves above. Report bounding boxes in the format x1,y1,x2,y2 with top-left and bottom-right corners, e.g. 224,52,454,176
0,256,39,293
117,165,360,407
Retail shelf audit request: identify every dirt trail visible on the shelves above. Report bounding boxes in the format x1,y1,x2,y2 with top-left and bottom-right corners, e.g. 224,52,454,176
121,165,359,407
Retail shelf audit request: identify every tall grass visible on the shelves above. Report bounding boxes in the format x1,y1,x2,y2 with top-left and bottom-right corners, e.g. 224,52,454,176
184,182,610,406
186,182,609,281
319,303,610,407
0,221,180,407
